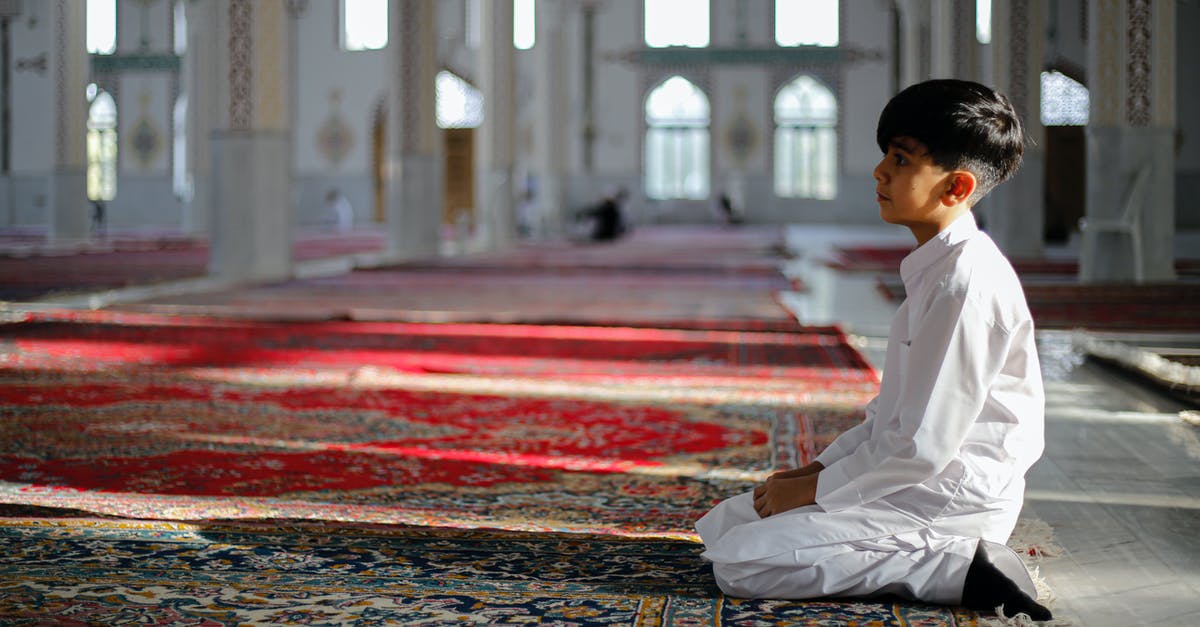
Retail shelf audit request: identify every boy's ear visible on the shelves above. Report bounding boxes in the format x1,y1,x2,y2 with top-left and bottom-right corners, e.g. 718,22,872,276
943,171,977,205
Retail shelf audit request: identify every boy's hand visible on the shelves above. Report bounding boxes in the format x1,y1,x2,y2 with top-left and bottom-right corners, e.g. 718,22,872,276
753,472,819,518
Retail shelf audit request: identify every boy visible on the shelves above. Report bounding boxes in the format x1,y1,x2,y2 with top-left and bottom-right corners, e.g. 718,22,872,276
695,79,1052,621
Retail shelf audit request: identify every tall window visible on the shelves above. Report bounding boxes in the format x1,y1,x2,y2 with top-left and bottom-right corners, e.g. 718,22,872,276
775,0,838,47
174,0,187,55
644,0,709,48
1041,71,1088,126
87,0,117,55
774,75,836,199
514,0,535,50
341,0,388,51
86,87,118,202
976,0,992,44
644,76,710,200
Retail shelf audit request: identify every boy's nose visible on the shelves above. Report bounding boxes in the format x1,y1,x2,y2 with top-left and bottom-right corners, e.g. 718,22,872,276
872,160,886,182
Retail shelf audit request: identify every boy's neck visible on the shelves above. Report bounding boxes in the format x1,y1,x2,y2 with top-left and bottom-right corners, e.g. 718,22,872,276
909,206,971,246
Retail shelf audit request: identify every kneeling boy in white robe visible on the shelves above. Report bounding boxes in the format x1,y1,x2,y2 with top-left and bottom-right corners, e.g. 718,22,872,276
696,79,1052,621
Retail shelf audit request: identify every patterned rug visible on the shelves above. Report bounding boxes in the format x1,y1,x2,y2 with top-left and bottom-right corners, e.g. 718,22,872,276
0,517,978,625
829,244,1200,276
0,232,385,302
0,311,998,625
876,275,1200,331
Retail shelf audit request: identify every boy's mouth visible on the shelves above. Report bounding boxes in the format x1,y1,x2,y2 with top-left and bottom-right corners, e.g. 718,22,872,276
875,190,890,202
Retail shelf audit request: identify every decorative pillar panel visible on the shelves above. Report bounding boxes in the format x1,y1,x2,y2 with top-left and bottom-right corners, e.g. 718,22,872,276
208,0,293,282
532,0,568,239
982,0,1044,258
1080,0,1175,283
48,0,88,241
385,0,441,259
475,0,517,249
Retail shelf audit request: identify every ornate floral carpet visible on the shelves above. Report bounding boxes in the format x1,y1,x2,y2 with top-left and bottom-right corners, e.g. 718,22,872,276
0,309,986,624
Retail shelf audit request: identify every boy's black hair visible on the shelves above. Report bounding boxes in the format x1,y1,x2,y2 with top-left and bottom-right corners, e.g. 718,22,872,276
876,79,1025,204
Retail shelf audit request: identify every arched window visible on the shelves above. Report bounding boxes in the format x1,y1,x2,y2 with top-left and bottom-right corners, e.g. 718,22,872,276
86,88,118,202
645,76,710,200
436,71,483,129
644,0,709,48
1041,71,1088,126
774,75,837,199
341,0,388,51
775,0,838,47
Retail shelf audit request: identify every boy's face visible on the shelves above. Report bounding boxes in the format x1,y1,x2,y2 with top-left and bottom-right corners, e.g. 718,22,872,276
873,137,963,244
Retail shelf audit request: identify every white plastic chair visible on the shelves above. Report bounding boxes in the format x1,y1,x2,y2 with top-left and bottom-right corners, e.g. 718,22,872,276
1080,164,1151,282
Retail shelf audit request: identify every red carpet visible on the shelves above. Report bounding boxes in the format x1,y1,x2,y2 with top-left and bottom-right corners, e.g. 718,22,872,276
0,232,385,301
0,311,876,537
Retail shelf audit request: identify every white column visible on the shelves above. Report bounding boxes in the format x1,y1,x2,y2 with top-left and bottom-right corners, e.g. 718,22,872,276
385,0,441,259
207,0,293,282
532,0,567,239
47,0,88,241
182,0,217,237
981,0,1044,259
1080,0,1175,283
475,0,517,249
894,0,929,88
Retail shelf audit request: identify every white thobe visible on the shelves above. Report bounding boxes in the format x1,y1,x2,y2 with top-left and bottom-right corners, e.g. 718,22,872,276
696,212,1045,604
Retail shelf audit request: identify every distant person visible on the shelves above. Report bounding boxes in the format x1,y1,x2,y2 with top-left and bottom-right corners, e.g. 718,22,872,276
325,189,354,233
696,79,1052,621
90,200,106,237
714,192,743,226
577,187,629,242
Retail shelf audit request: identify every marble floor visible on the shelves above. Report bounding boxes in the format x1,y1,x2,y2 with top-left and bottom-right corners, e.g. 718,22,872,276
783,224,1200,627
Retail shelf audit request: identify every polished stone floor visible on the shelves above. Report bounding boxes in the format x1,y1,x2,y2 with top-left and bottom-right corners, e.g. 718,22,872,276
783,224,1200,627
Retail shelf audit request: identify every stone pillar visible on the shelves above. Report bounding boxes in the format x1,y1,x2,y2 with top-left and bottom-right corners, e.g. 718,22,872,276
929,0,978,81
531,0,568,239
1080,0,1175,283
47,0,88,242
207,0,293,282
182,0,217,237
894,0,929,88
385,0,441,259
475,0,517,248
982,0,1044,259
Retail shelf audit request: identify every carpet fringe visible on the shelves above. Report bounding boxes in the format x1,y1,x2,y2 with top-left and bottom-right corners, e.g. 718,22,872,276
978,516,1078,626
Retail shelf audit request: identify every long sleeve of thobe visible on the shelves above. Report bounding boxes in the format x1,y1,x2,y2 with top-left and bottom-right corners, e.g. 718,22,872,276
814,395,878,467
814,291,1009,513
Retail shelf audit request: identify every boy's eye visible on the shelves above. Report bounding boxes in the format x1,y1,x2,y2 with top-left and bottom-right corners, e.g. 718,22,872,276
893,153,907,166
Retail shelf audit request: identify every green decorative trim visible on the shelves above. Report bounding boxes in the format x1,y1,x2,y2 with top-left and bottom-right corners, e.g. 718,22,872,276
637,47,843,66
90,53,181,74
